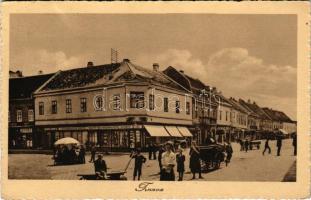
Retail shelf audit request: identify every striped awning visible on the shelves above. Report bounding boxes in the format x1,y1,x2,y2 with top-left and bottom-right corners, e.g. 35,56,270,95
144,125,171,137
165,126,183,137
177,126,193,137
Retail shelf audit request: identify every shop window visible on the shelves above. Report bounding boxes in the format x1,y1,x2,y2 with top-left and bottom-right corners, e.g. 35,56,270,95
80,98,87,112
39,102,44,115
175,101,180,113
164,97,168,112
52,101,57,114
113,94,121,110
66,99,72,113
28,109,34,122
186,102,190,115
149,94,155,111
17,110,22,122
130,92,144,109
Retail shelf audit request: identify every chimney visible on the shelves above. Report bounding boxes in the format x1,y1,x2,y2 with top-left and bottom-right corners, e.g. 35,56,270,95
179,70,184,74
248,99,251,104
16,70,23,77
87,61,94,67
123,58,130,63
153,63,159,72
38,70,43,75
212,87,217,92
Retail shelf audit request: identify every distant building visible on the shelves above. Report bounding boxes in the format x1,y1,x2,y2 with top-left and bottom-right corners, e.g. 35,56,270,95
227,97,248,140
34,60,193,150
163,66,218,145
9,73,55,149
262,108,296,134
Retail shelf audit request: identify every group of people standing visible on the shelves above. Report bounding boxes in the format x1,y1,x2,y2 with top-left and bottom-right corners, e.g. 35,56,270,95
129,140,206,181
53,145,86,165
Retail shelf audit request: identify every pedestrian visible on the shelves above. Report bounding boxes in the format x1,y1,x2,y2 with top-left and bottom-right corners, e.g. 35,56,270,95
292,133,297,156
176,148,185,181
89,144,96,163
276,135,283,156
262,138,271,155
147,142,152,160
130,148,146,181
225,142,233,166
152,143,157,160
79,145,86,164
158,144,164,174
189,141,203,179
244,139,249,152
94,154,107,179
160,141,176,181
239,139,244,151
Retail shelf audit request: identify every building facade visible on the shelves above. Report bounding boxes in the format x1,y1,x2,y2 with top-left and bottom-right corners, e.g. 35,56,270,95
34,60,193,151
9,73,55,149
163,66,218,145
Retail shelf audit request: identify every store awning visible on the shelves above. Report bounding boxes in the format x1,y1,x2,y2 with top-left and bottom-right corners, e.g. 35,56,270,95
165,126,183,137
177,126,193,137
144,125,171,137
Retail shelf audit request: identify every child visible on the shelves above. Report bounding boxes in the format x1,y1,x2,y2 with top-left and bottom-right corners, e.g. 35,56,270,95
176,148,185,181
130,148,146,181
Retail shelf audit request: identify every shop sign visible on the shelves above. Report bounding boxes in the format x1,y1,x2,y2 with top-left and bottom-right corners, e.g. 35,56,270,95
20,128,32,133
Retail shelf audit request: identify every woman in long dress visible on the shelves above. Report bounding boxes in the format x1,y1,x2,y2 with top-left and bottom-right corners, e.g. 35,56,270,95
160,141,176,181
189,141,203,179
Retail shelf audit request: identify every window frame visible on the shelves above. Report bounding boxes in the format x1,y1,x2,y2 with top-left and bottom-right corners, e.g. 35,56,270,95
163,97,168,112
51,100,57,114
28,109,34,122
113,94,121,110
66,99,72,113
17,110,22,122
80,98,87,113
39,102,44,115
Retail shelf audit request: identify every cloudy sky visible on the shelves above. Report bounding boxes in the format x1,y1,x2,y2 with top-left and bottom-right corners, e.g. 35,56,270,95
10,14,297,120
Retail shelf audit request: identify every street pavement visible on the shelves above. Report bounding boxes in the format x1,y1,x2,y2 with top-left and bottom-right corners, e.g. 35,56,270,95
8,139,296,181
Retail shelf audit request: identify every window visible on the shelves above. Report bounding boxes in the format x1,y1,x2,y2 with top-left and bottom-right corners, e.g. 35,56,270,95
176,101,180,113
17,110,22,122
186,102,190,115
113,94,121,110
149,94,155,111
130,92,144,109
80,98,87,112
164,97,168,112
39,102,44,115
207,109,210,117
95,96,103,111
28,109,34,122
226,111,228,121
66,99,72,113
52,101,57,114
219,110,222,120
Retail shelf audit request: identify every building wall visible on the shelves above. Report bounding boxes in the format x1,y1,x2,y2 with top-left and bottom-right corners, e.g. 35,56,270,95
217,104,232,126
282,122,297,134
35,83,192,126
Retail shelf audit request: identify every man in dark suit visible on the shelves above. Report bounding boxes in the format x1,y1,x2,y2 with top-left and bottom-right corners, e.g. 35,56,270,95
276,135,283,156
94,154,107,179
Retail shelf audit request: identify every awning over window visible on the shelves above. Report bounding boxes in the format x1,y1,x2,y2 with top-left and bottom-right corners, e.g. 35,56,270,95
177,126,193,137
165,126,183,137
144,125,171,137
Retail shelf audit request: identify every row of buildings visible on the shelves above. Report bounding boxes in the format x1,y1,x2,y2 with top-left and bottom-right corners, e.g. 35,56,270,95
9,59,297,150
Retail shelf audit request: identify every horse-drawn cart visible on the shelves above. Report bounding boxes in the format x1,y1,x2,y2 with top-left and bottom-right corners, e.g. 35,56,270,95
199,144,226,171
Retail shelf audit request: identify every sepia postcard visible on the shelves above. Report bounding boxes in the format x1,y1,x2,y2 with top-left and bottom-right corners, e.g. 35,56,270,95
1,1,310,199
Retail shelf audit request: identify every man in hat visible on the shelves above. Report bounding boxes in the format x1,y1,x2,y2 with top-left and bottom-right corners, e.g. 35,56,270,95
276,133,283,156
94,154,107,179
130,148,146,181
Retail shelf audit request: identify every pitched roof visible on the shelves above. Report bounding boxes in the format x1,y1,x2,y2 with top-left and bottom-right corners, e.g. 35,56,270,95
245,102,271,120
9,73,55,99
227,98,248,114
238,99,261,118
41,63,121,91
262,108,293,123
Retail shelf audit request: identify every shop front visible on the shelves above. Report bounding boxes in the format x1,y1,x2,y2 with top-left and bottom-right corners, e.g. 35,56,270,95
40,124,193,152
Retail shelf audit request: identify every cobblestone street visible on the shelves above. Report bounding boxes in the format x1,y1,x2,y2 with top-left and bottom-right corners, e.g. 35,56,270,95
9,139,296,181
